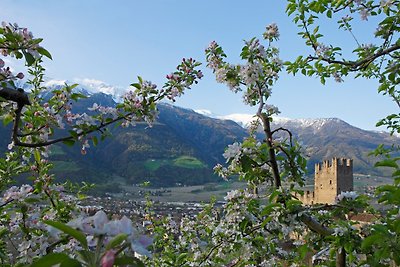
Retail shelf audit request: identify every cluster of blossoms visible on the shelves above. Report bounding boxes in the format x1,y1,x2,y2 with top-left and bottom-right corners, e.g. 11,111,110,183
2,184,33,202
380,0,395,7
336,191,359,202
263,23,280,41
0,58,24,82
315,42,331,59
0,184,60,263
244,38,267,59
0,22,39,57
222,142,242,162
206,24,282,110
0,21,46,84
264,104,280,115
164,57,203,101
67,210,153,257
0,182,151,266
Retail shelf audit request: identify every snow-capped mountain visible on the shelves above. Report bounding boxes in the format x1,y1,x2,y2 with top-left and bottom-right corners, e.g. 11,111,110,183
20,79,127,102
195,110,399,177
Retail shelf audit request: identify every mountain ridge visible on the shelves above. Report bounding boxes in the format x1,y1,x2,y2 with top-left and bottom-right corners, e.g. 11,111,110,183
1,87,398,188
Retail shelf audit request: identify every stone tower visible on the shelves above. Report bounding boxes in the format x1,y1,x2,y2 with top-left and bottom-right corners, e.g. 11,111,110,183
314,158,353,204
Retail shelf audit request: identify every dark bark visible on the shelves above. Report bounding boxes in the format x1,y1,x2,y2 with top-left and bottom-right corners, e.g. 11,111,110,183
0,87,30,106
336,248,346,267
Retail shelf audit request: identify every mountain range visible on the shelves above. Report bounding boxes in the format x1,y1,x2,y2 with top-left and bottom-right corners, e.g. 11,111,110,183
0,88,398,188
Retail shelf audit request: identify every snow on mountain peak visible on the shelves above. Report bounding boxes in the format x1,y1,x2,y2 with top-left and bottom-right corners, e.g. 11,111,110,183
274,117,343,129
194,110,345,131
194,109,214,117
218,113,257,127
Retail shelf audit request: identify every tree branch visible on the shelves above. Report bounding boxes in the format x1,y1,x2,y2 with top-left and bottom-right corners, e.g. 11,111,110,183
308,43,400,71
12,110,129,148
271,127,293,146
299,213,333,236
256,89,281,188
0,87,31,106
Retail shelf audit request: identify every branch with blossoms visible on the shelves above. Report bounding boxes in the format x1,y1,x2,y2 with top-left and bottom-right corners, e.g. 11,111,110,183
202,23,374,266
286,0,400,83
0,22,202,151
285,0,400,144
206,24,306,189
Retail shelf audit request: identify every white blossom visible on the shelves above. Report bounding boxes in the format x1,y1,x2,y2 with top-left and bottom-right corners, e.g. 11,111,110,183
223,142,241,161
263,23,280,40
336,191,358,202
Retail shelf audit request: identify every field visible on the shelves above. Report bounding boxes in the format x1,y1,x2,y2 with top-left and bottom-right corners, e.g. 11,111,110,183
115,173,394,203
143,156,207,171
52,160,81,172
122,181,245,202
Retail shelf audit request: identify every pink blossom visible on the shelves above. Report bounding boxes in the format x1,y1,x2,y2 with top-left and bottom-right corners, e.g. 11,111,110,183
100,250,116,267
131,234,153,257
16,72,24,79
102,216,134,236
263,23,280,40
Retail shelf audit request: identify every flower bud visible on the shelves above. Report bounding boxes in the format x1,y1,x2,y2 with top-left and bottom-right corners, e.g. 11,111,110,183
100,250,116,267
16,72,24,79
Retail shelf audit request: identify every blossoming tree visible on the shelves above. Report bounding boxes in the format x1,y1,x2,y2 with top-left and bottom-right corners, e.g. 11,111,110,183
144,23,372,267
285,0,400,265
0,21,202,266
146,1,400,266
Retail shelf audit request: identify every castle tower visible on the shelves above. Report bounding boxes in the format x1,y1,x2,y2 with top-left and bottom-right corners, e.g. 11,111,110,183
314,158,353,204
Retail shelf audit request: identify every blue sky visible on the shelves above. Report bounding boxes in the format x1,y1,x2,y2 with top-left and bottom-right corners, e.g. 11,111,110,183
1,0,396,130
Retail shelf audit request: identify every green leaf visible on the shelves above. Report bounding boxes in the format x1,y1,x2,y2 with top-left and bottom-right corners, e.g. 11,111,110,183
240,155,254,172
36,47,52,59
114,256,145,267
23,51,36,66
2,114,13,126
30,253,82,267
177,252,188,263
131,83,141,89
24,197,41,204
77,250,95,265
71,93,88,101
44,220,88,249
69,130,79,139
375,159,398,169
34,150,41,163
106,233,128,250
92,136,98,146
63,139,75,147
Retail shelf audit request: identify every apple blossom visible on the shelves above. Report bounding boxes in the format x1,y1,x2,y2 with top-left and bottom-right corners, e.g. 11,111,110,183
101,249,117,267
263,23,280,41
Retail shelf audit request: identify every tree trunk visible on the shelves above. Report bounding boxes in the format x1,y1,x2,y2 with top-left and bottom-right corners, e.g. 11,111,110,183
336,247,346,267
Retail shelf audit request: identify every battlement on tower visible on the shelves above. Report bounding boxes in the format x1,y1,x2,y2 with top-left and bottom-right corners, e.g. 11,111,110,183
315,157,352,175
